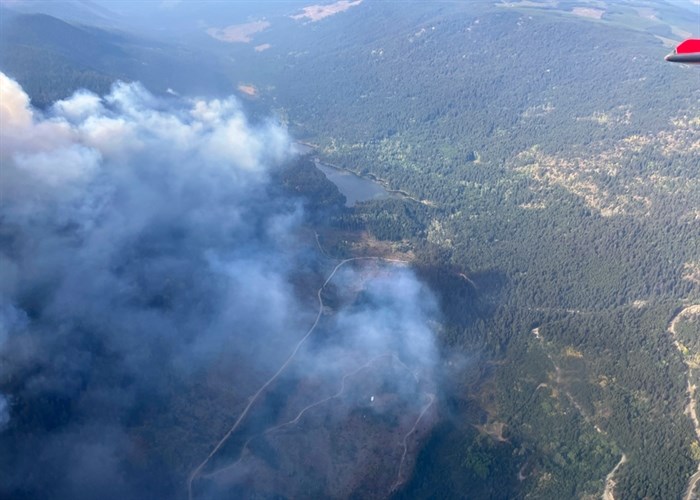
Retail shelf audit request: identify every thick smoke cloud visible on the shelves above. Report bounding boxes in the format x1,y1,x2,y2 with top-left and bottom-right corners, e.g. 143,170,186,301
0,73,440,499
0,394,9,430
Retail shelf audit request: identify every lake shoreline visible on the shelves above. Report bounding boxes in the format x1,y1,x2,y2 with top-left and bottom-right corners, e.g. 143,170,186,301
296,141,425,205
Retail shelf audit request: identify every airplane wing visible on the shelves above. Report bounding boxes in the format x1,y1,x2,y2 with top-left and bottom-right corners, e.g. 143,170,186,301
665,39,700,64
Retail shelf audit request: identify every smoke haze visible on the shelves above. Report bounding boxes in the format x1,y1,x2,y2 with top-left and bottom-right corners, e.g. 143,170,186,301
0,73,440,499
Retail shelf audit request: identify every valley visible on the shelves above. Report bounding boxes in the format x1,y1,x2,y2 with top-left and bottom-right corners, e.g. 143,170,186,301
0,1,698,499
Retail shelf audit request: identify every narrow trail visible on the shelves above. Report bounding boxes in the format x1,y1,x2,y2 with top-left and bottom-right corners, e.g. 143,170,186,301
512,382,549,418
202,352,408,480
530,305,700,499
187,255,410,500
531,327,587,419
602,454,628,500
518,461,533,481
532,327,624,495
669,305,700,338
667,305,700,500
517,466,527,481
457,272,478,290
391,392,436,492
314,230,331,259
686,468,700,500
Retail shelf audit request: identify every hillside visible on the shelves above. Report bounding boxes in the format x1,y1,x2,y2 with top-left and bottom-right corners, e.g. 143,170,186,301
1,1,699,498
0,11,233,107
215,2,700,498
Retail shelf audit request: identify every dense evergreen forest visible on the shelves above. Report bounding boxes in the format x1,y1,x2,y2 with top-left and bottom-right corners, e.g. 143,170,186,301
1,0,698,498
237,2,700,498
0,9,233,107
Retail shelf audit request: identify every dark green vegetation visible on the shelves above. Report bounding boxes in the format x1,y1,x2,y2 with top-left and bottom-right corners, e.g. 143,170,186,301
2,0,699,498
225,2,699,498
0,9,232,107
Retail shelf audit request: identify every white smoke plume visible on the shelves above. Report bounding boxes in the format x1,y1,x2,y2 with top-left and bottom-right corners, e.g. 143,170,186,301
0,394,9,430
0,73,440,499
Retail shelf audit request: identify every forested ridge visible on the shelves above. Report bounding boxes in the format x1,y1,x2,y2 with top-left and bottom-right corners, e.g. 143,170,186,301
0,9,233,107
1,0,699,497
242,2,700,497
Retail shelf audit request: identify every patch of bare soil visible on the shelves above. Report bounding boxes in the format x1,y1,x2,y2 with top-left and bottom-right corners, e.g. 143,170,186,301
320,229,416,262
602,454,628,500
497,0,558,7
237,84,258,97
572,7,604,19
476,421,509,442
513,116,700,218
291,0,363,22
207,20,270,43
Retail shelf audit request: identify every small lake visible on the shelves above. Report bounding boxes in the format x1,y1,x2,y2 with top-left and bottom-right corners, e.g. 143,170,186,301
314,160,393,207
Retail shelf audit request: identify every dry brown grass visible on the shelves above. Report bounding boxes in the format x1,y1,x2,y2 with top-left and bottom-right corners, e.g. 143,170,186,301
207,20,270,43
513,115,700,217
320,229,415,262
476,421,509,442
291,0,363,22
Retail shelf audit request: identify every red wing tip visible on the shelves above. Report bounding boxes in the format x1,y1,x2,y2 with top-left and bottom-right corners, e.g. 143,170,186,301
676,39,700,54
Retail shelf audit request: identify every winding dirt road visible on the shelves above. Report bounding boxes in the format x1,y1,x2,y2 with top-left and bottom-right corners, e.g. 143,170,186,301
532,327,627,499
391,392,436,491
602,454,627,500
667,305,700,500
187,255,413,499
202,352,413,480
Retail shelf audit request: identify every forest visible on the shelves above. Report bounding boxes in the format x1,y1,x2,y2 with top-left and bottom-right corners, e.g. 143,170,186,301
251,3,700,498
1,0,699,498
